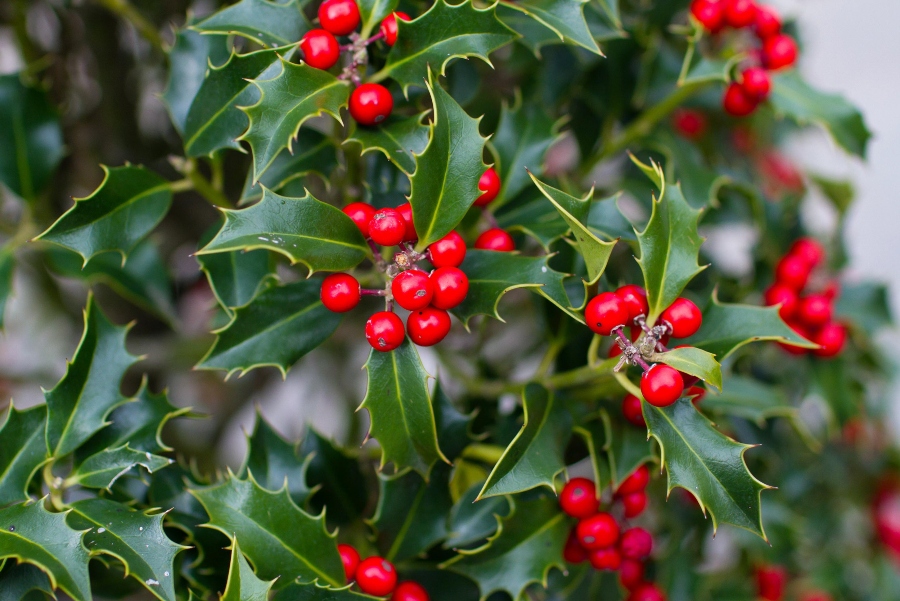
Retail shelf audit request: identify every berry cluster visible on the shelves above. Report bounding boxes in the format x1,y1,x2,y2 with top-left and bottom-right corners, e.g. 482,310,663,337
338,545,429,600
755,564,833,601
764,238,847,357
689,0,798,117
559,469,666,601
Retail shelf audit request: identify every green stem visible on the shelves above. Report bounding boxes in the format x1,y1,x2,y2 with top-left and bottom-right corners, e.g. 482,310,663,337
457,358,623,398
94,0,164,52
462,443,506,465
42,462,65,511
168,178,193,194
182,161,232,208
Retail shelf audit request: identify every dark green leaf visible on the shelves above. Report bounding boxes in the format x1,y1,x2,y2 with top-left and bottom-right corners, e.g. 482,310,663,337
221,538,276,601
67,445,172,490
496,195,569,249
608,419,653,490
680,57,738,86
491,102,561,206
242,411,311,506
835,282,893,335
445,482,511,549
0,404,48,507
0,562,54,601
240,130,336,203
497,0,601,55
586,193,635,242
433,381,473,461
197,244,276,315
0,249,13,330
300,428,367,524
810,174,854,216
273,581,379,600
701,376,795,425
649,346,722,390
193,0,311,47
594,0,620,28
345,113,430,176
572,411,612,491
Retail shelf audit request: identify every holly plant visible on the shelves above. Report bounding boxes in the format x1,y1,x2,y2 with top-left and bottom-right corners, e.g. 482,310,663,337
0,0,898,600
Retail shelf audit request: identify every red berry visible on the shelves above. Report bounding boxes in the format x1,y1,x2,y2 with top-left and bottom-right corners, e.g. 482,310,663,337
627,583,667,601
576,513,620,550
622,394,646,428
740,67,771,100
723,82,759,117
763,34,798,70
617,465,650,496
789,238,825,268
396,202,418,242
797,294,832,328
350,83,393,126
659,298,702,338
822,279,841,300
764,283,799,320
812,322,847,358
407,307,451,347
686,385,706,404
343,202,376,236
430,267,469,310
300,29,340,70
588,546,622,571
780,321,812,355
641,364,684,407
368,208,406,247
755,565,787,601
428,231,466,268
615,285,649,322
392,581,429,601
619,558,645,590
620,528,653,560
355,556,398,597
365,311,405,352
774,254,811,291
318,0,360,36
690,0,724,32
380,11,411,47
474,228,515,252
754,5,781,38
585,292,629,336
799,592,833,601
622,491,648,518
559,478,600,518
338,544,360,582
672,108,707,139
321,273,361,313
723,0,757,28
563,529,588,563
391,269,433,311
608,344,623,359
474,167,501,207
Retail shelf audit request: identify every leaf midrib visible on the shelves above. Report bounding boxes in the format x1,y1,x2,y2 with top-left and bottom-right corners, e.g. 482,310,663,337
209,298,323,359
46,182,170,242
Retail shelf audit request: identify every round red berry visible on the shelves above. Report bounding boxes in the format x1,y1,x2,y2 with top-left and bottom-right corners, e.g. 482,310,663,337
812,322,846,358
396,202,418,242
754,5,781,38
585,292,629,336
615,285,649,322
380,11,411,47
723,0,757,29
355,556,398,597
755,565,787,601
368,208,406,247
789,238,825,268
617,465,650,496
300,29,340,70
318,0,360,36
774,254,811,291
740,67,771,100
576,513,620,550
822,280,840,300
641,364,684,407
391,269,433,311
559,478,599,518
430,267,469,310
723,82,759,117
365,311,405,352
343,202,376,236
474,228,515,252
321,273,361,313
608,344,623,359
622,491,648,518
622,393,646,428
763,34,798,70
589,547,622,571
620,527,653,560
660,298,702,338
627,583,666,601
428,231,466,268
563,528,588,563
474,167,501,207
686,385,706,404
391,581,429,601
797,294,832,328
619,558,645,591
672,108,706,139
407,307,451,347
764,283,799,320
350,83,393,126
338,544,360,582
690,0,724,32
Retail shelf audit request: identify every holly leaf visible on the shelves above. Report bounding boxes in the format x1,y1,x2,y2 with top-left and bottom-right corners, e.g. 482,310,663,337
0,501,91,601
433,381,473,461
701,376,796,426
242,411,312,506
35,165,173,266
0,562,54,601
197,235,276,315
190,475,345,587
836,282,893,335
770,71,871,158
196,188,368,274
497,0,602,55
358,0,398,37
0,249,12,330
193,0,311,47
410,72,489,249
492,102,562,207
445,483,511,550
67,445,172,490
442,496,569,600
609,420,653,490
361,339,446,478
595,0,620,28
0,404,48,507
572,410,613,491
197,279,343,378
300,428,368,524
586,193,635,242
0,73,64,200
240,130,336,204
496,196,569,249
66,498,187,601
478,384,571,499
529,173,617,285
684,295,817,359
345,112,430,176
648,346,722,391
221,538,276,601
372,0,517,93
44,295,140,458
240,58,350,182
272,581,380,600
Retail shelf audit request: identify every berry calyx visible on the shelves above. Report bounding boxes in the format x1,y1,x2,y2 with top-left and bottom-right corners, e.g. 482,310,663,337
355,556,398,597
338,544,360,582
428,231,466,268
641,364,684,407
617,465,650,496
391,581,429,601
789,237,825,268
585,292,629,336
564,529,588,563
396,202,418,242
765,283,799,320
740,67,771,100
690,0,724,32
763,34,798,70
615,284,649,322
775,254,811,291
755,565,787,601
672,108,707,139
430,267,469,310
474,228,515,252
300,29,340,70
391,269,433,311
380,11,411,47
588,547,622,571
575,512,620,550
622,491,648,518
812,322,847,358
365,311,405,352
659,298,702,338
343,202,376,236
754,5,781,38
368,208,406,247
627,583,666,601
622,393,646,428
620,527,653,560
619,558,645,591
723,82,759,117
723,0,757,29
321,273,362,313
474,167,501,207
559,478,600,518
797,294,832,328
350,83,394,126
318,0,361,36
407,307,451,347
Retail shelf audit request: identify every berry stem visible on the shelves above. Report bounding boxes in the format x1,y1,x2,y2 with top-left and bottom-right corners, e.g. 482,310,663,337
361,288,387,296
482,208,499,229
368,239,388,271
612,326,651,372
364,31,385,45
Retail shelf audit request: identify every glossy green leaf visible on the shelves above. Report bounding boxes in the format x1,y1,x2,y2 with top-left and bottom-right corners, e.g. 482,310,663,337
443,496,569,600
67,445,172,490
0,562,54,601
594,0,620,28
498,0,601,55
240,58,349,182
0,501,91,601
191,475,345,587
221,538,276,601
681,57,739,86
445,482,511,549
586,193,635,242
491,102,562,207
609,421,653,490
0,404,48,507
361,339,446,478
36,165,173,266
44,295,139,458
649,346,722,390
273,582,380,601
701,376,795,425
196,242,276,315
193,0,311,47
373,0,517,92
433,381,473,461
410,73,488,249
196,188,368,274
0,73,64,200
240,130,336,203
572,410,613,491
345,113,430,176
770,71,871,158
197,279,343,378
67,498,187,601
478,384,571,499
300,428,368,524
358,0,399,37
242,411,311,506
496,196,569,249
